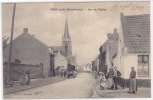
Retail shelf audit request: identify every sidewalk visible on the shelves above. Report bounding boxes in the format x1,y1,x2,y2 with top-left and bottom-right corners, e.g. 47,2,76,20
4,76,66,94
94,78,151,98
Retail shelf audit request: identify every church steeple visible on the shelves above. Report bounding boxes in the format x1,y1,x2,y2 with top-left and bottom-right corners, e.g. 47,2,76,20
62,18,72,57
64,18,70,39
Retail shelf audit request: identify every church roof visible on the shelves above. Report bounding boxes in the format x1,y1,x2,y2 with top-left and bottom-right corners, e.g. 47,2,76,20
121,13,150,53
50,46,62,52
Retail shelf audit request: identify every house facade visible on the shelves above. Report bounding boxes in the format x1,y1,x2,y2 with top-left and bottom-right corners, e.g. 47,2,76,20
54,51,68,70
117,13,150,79
92,56,99,72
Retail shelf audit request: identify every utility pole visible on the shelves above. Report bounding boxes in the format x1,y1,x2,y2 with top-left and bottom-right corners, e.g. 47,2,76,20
6,3,16,86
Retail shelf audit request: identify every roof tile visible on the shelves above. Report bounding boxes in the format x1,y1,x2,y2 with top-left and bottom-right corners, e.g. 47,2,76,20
121,14,150,53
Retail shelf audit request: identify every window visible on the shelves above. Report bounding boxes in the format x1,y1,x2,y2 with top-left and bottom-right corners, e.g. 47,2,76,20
65,45,68,52
138,55,149,77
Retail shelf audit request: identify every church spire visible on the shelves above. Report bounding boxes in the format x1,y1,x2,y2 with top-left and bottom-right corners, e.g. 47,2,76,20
64,18,70,39
62,16,72,57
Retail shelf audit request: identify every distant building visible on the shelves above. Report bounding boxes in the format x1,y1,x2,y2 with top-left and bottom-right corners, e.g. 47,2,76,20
99,41,107,73
107,29,119,71
83,63,92,72
50,19,76,66
92,56,99,72
3,28,51,78
92,60,95,71
54,51,67,70
117,13,150,79
99,29,119,73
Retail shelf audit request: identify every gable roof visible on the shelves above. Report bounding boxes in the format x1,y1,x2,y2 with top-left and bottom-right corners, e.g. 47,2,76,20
50,46,62,52
3,31,49,65
121,13,150,53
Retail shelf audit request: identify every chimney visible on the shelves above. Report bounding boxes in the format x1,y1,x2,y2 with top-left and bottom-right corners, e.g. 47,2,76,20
120,12,123,18
107,33,112,39
114,28,118,34
23,28,28,33
120,12,124,21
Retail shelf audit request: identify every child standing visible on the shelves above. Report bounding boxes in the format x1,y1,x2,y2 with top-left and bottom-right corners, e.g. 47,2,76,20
99,72,107,90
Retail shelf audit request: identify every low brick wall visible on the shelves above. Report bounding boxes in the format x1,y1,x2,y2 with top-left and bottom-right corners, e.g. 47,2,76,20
3,62,43,81
124,79,151,88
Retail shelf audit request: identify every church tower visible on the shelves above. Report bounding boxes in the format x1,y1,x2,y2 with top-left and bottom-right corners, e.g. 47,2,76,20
62,18,72,57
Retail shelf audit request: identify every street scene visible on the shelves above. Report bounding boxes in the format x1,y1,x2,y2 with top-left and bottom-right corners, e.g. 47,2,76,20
4,73,93,99
2,1,151,99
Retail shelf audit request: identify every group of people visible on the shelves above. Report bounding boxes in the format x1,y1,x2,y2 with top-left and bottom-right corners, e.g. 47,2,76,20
99,67,122,90
19,71,30,85
99,66,137,94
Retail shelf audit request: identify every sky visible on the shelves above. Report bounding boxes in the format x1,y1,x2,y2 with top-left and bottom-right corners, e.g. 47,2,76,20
2,2,150,66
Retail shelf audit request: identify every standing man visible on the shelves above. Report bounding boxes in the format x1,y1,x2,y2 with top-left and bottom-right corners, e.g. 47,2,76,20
113,66,121,90
128,67,136,94
107,68,114,89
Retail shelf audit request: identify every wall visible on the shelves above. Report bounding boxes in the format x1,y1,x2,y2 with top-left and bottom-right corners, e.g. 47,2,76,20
122,54,137,79
123,54,150,79
3,63,43,81
106,42,112,72
112,55,121,72
3,33,50,77
54,52,67,70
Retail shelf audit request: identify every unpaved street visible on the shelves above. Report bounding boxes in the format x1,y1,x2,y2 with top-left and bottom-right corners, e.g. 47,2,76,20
4,73,93,99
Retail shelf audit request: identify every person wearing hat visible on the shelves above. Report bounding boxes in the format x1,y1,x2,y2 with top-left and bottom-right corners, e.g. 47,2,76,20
107,68,114,89
113,66,121,90
128,67,136,94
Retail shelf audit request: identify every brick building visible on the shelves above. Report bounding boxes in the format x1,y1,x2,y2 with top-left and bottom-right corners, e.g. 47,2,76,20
3,28,51,79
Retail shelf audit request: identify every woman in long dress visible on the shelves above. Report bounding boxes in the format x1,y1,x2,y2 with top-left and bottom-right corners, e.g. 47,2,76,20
107,68,114,89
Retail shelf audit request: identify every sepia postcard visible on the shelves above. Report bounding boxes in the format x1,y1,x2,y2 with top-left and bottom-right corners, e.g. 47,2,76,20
2,1,151,99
